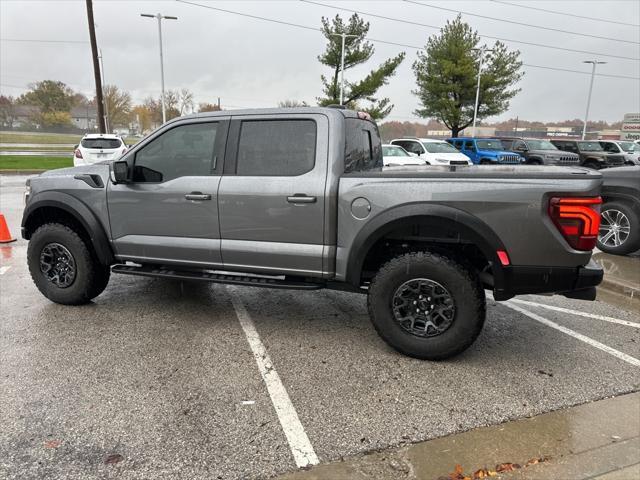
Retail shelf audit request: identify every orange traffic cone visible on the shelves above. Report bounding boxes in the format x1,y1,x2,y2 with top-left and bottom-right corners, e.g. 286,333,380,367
0,214,16,243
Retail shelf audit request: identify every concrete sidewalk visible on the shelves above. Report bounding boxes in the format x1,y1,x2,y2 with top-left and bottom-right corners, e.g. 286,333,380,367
594,251,640,313
278,392,640,480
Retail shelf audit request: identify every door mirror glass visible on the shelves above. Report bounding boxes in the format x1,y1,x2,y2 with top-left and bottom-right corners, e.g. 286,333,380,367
112,161,129,184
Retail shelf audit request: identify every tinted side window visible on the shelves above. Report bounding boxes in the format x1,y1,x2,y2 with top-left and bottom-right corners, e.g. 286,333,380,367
600,142,619,153
452,140,463,150
501,139,514,150
236,120,316,176
133,123,217,183
345,118,383,172
513,140,526,150
464,140,475,150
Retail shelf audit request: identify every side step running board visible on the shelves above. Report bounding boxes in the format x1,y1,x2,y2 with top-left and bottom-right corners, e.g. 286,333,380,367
111,264,325,290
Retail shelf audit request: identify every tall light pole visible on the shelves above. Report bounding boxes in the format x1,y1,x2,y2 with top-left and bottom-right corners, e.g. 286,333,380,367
582,60,606,140
330,32,359,105
98,48,109,133
141,13,177,124
471,46,494,138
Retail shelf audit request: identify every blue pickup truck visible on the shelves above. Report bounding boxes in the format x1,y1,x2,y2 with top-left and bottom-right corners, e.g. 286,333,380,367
447,137,524,165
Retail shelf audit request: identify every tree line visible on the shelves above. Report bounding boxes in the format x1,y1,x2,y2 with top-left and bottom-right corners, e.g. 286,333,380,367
1,14,530,136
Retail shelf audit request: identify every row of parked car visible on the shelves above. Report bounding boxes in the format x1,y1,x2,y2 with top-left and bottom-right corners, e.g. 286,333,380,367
383,137,640,169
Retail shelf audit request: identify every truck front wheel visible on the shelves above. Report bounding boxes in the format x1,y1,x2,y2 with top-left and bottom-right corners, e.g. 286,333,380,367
27,223,110,305
367,252,486,360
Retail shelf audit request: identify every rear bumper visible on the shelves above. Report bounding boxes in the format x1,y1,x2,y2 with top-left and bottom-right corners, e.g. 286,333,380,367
493,259,603,301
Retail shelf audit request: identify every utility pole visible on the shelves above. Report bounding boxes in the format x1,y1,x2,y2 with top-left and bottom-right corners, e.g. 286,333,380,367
582,60,606,140
141,13,178,124
471,46,494,138
330,32,359,105
86,0,105,133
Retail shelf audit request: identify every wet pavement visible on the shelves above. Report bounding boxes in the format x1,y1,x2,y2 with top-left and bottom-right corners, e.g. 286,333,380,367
1,174,639,479
279,392,640,480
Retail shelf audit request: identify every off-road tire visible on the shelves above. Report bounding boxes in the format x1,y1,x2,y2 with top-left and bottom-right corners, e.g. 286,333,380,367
367,252,486,360
27,223,110,305
597,201,640,255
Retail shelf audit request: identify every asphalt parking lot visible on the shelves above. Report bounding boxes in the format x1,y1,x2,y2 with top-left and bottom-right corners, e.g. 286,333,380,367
1,174,639,480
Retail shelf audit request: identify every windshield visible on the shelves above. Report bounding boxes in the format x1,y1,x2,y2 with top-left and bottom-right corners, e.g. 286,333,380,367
578,141,603,152
526,140,557,151
81,138,122,149
422,142,459,154
382,145,409,157
619,141,640,153
475,139,503,151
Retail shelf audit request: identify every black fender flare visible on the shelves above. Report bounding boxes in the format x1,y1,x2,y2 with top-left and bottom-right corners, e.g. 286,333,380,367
22,191,115,266
345,203,507,289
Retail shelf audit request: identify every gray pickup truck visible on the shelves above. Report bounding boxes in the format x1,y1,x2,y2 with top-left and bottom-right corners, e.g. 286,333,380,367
22,107,604,360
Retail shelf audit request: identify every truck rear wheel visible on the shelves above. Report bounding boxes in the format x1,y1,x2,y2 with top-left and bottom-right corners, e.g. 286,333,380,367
367,252,486,360
27,223,110,305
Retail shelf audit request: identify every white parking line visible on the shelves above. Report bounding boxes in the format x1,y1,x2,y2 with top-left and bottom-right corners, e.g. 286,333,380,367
0,266,11,275
503,300,640,367
510,298,640,329
229,288,319,468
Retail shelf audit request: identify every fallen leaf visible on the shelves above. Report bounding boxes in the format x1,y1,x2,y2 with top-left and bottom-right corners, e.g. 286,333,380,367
448,464,472,480
473,468,498,478
495,463,521,473
44,440,61,449
525,456,550,466
104,454,123,465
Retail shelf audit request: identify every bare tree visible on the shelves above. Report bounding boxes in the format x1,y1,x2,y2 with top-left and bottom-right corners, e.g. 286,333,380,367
278,99,309,108
179,88,195,115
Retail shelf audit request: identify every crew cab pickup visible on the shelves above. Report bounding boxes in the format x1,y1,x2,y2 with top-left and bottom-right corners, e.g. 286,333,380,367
22,108,604,360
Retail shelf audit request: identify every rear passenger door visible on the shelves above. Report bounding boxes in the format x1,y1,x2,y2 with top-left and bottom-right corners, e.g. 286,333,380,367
218,114,328,276
463,140,478,162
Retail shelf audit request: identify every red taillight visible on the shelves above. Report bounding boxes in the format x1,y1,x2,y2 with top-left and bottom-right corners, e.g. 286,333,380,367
74,148,83,159
549,197,602,250
496,250,510,266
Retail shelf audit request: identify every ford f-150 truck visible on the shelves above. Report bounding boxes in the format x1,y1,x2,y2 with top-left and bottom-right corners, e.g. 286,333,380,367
22,108,604,360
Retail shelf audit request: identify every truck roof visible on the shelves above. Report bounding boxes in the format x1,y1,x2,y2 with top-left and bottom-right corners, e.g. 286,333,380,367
175,106,369,122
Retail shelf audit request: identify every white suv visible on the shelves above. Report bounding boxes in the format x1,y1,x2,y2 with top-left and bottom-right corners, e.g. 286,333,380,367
390,138,471,165
74,134,127,166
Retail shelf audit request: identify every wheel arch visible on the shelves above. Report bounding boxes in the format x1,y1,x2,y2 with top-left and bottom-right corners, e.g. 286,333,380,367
345,203,507,290
22,192,114,266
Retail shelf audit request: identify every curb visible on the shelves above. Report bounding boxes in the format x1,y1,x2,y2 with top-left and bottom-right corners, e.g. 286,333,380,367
599,275,639,298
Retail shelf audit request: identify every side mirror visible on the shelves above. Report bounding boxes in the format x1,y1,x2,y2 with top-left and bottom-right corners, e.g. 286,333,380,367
112,161,129,184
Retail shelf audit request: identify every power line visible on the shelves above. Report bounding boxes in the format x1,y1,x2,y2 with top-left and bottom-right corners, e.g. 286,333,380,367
0,38,89,44
490,0,640,28
404,0,640,45
177,0,639,81
302,0,640,62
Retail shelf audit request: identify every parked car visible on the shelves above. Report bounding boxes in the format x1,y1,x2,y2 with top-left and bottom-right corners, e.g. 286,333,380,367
23,107,604,360
597,166,640,255
598,140,640,166
74,134,127,167
389,138,471,165
446,137,524,165
498,137,580,166
382,144,425,166
550,140,626,169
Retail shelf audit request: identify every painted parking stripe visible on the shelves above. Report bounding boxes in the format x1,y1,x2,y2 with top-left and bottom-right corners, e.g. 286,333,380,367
504,300,640,367
510,298,640,329
0,266,10,275
229,288,319,468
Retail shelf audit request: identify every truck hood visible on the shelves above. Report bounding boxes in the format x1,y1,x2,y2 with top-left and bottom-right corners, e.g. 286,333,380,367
37,163,111,178
478,149,518,157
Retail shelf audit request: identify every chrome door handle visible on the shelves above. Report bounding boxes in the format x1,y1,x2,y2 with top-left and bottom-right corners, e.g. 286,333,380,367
185,192,212,201
287,195,317,204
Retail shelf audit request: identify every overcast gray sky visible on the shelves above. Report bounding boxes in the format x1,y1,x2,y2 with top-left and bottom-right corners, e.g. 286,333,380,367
1,0,639,123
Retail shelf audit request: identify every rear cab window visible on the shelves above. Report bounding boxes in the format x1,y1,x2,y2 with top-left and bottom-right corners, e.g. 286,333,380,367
344,118,382,173
81,138,122,149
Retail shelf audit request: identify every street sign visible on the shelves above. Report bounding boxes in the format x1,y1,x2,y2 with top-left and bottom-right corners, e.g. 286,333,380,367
621,113,640,141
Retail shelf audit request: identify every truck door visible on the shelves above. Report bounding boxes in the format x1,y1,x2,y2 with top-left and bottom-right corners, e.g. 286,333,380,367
107,119,228,267
217,114,328,276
